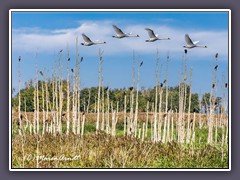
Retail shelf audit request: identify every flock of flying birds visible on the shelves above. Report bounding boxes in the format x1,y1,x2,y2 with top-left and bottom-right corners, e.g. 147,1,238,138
80,24,208,49
17,24,228,96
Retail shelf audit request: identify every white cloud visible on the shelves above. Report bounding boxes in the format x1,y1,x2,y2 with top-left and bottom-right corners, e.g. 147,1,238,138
12,20,228,60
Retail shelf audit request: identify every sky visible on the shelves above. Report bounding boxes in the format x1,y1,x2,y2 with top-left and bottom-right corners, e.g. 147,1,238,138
11,10,229,97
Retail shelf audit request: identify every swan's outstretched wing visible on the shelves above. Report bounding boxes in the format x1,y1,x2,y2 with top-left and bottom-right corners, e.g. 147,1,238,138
82,34,93,43
193,41,199,45
112,25,125,36
145,28,157,38
185,34,194,46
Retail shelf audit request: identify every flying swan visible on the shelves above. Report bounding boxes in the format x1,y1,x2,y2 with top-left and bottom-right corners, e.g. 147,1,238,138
81,34,106,46
145,28,170,42
183,34,207,48
112,25,140,38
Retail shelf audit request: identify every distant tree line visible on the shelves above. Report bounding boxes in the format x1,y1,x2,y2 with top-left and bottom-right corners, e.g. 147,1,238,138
12,80,223,113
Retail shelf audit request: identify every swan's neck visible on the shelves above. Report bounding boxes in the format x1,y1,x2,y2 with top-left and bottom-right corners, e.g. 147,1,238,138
95,42,105,44
196,45,207,48
127,34,139,37
159,37,170,40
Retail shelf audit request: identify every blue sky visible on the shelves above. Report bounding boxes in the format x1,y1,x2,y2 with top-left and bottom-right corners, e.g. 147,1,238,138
11,10,229,97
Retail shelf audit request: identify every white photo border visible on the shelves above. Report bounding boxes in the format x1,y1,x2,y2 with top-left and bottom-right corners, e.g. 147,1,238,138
9,9,231,171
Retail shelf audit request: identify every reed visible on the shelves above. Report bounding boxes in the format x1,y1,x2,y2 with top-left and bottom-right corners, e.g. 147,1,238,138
123,92,127,136
66,46,70,135
134,59,140,137
208,53,218,144
130,50,135,135
18,56,22,135
186,68,193,143
106,88,110,134
145,101,149,138
153,48,159,142
96,48,104,132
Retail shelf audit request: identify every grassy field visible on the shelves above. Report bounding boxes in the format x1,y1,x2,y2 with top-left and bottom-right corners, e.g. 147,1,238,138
11,112,229,169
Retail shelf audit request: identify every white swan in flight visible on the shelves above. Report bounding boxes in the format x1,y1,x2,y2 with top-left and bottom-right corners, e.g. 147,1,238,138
81,34,106,46
145,28,170,42
112,25,139,38
184,34,207,48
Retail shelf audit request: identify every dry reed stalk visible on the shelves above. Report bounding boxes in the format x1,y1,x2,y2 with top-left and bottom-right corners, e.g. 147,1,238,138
129,50,135,134
81,113,86,136
41,75,45,135
177,80,181,143
153,48,159,142
221,75,228,146
177,81,180,143
18,57,22,135
36,64,39,135
72,71,76,134
59,51,64,134
116,101,119,126
72,38,79,134
214,116,218,145
221,122,225,148
51,111,55,136
157,61,163,141
106,88,110,134
24,98,29,132
77,112,81,135
96,49,103,132
66,47,70,135
165,53,169,112
76,38,81,135
55,66,59,133
45,79,49,133
158,87,163,141
123,93,127,136
87,89,91,113
183,52,188,114
145,101,149,138
150,103,154,140
101,87,105,131
191,112,196,144
111,110,116,136
94,96,97,113
100,58,105,131
33,67,37,134
208,54,218,144
181,51,189,143
178,80,185,143
198,94,203,129
162,114,167,143
129,88,134,135
134,59,140,137
179,52,188,143
166,112,171,142
171,113,174,141
29,123,32,135
142,123,145,141
51,73,56,135
186,68,193,144
208,96,214,144
77,86,81,135
225,120,228,146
